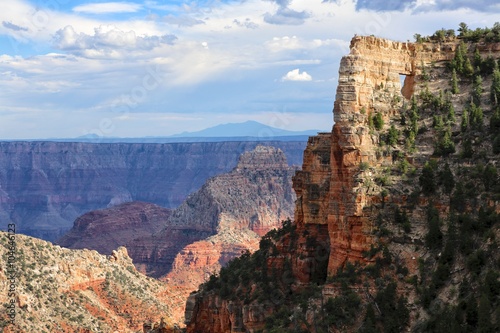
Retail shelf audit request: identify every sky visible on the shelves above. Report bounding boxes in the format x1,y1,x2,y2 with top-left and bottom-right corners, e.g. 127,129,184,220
0,0,499,139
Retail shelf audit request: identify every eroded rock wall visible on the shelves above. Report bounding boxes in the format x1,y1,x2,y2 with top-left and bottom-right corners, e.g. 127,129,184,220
297,36,459,274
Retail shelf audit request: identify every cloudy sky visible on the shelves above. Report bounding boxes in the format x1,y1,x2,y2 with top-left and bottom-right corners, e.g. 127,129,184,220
0,0,498,139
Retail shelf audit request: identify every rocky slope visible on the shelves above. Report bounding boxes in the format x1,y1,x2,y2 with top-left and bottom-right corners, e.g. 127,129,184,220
186,31,500,332
56,201,171,255
0,232,176,333
0,141,305,241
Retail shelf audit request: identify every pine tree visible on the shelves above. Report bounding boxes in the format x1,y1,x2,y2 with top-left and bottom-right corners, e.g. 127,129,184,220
461,108,469,132
470,103,484,130
452,42,466,74
458,22,469,37
440,163,455,194
464,57,474,77
386,124,399,146
491,65,500,105
473,48,483,69
420,162,437,195
372,112,384,130
451,69,459,94
472,74,484,106
435,127,456,156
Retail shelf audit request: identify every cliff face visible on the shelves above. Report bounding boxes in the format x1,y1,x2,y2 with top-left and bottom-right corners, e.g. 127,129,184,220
300,36,462,274
0,232,175,333
186,34,500,332
0,141,305,241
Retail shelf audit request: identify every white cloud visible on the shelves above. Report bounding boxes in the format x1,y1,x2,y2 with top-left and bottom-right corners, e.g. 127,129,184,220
53,25,177,58
281,68,312,81
162,14,205,27
0,0,498,139
73,2,142,14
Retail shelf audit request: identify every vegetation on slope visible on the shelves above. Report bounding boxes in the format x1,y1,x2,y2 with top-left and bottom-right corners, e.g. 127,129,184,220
0,233,174,333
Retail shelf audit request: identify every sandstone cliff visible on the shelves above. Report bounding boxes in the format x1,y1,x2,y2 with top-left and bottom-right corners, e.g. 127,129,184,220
0,141,305,241
186,32,500,332
0,232,175,333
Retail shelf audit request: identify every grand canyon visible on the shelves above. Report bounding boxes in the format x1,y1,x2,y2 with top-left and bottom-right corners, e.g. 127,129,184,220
1,24,500,333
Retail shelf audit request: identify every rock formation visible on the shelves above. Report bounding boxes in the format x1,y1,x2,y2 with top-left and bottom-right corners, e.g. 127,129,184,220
0,141,305,241
56,145,297,324
56,201,171,254
127,145,297,278
0,232,175,333
296,36,466,274
186,33,500,332
137,146,297,322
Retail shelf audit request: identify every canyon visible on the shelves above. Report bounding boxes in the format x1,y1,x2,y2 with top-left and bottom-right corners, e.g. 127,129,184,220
58,145,298,324
0,141,305,241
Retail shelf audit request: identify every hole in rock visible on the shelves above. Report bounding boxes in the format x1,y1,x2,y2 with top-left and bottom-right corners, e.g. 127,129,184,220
400,74,415,100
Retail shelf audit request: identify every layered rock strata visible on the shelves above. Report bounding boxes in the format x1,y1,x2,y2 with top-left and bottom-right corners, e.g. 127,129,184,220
56,201,171,254
295,36,462,274
155,146,297,323
127,145,297,278
0,141,305,241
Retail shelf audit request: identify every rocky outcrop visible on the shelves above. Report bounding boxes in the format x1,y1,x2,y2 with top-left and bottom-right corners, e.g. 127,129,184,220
56,201,171,254
0,141,306,241
0,232,175,333
186,35,500,332
128,146,297,278
294,36,466,275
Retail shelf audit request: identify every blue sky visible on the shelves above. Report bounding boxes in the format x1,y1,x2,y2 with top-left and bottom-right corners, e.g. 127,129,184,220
0,0,499,139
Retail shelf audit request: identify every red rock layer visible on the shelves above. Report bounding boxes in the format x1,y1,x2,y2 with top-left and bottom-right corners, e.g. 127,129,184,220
56,201,170,254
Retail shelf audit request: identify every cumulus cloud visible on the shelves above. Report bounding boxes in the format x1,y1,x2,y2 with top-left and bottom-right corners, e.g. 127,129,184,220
53,25,177,57
281,68,312,81
73,2,142,14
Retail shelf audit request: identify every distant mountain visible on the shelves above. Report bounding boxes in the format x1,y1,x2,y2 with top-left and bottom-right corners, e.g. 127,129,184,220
1,121,322,143
170,120,321,138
